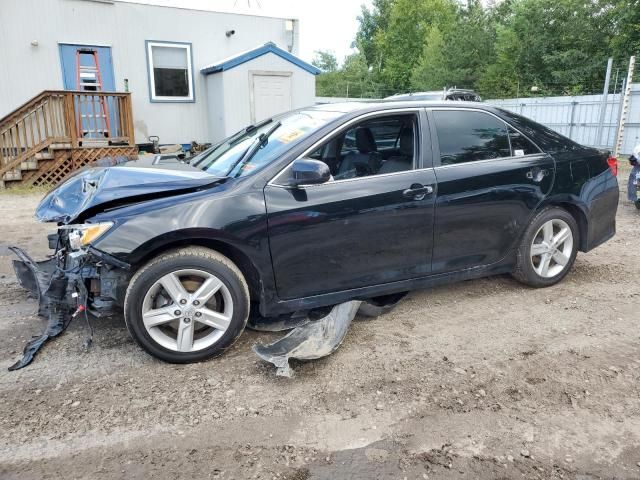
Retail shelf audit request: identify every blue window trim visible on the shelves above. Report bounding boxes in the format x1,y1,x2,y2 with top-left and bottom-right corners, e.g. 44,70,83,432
201,42,320,76
145,40,196,103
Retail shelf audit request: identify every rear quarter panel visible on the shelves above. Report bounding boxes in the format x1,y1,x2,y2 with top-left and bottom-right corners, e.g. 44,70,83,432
546,148,618,251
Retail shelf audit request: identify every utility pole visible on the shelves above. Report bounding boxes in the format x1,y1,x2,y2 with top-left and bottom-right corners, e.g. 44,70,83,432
614,56,636,158
596,58,613,147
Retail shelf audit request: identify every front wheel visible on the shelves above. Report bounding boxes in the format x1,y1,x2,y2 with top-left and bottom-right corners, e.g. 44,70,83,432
512,207,579,288
124,247,250,363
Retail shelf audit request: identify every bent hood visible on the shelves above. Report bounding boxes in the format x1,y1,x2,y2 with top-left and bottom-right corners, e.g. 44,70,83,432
35,161,222,224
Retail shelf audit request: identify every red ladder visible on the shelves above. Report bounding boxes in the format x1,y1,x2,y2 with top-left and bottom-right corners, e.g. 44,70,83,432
75,49,111,140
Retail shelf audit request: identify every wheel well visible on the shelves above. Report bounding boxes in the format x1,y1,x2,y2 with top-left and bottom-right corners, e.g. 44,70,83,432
132,238,263,301
545,202,588,251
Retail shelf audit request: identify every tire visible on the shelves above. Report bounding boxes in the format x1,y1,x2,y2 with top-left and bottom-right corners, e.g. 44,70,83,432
512,207,579,288
635,199,640,210
357,292,408,318
124,247,250,363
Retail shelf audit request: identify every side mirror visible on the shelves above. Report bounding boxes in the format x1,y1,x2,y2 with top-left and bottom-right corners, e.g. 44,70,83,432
288,158,331,187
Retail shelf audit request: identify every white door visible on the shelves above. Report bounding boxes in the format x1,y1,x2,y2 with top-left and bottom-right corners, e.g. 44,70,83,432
251,74,292,123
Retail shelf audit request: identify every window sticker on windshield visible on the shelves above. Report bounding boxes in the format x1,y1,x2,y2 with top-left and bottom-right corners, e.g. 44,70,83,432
514,149,525,156
278,129,305,144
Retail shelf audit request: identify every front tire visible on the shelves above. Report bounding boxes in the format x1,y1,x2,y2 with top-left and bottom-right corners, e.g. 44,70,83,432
124,247,250,363
512,207,579,288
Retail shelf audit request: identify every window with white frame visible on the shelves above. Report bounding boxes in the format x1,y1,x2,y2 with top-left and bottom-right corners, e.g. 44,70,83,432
146,41,194,102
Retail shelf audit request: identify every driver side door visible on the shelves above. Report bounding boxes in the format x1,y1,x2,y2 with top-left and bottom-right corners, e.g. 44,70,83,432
263,109,437,300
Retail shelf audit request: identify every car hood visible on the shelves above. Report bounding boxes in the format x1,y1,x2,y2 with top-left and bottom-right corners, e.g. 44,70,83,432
35,160,222,224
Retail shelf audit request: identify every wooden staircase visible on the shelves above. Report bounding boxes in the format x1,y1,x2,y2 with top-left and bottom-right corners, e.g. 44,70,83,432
0,90,138,188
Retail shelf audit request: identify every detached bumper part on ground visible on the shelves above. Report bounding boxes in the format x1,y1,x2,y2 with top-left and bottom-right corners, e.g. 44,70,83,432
253,301,362,377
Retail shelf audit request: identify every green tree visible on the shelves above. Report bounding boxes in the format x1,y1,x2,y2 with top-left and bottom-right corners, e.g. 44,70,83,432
312,50,338,73
331,0,639,100
356,0,395,72
477,26,521,98
410,26,448,90
611,0,640,60
378,0,457,91
411,0,496,91
315,53,384,98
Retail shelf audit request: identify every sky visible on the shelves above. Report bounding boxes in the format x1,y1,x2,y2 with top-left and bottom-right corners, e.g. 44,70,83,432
119,0,372,64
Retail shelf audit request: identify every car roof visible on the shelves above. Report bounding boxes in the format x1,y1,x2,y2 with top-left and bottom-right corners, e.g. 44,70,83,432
309,100,498,114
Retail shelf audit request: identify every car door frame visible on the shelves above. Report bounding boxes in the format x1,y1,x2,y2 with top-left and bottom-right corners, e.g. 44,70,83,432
269,107,434,180
263,107,437,301
425,107,547,170
425,106,556,272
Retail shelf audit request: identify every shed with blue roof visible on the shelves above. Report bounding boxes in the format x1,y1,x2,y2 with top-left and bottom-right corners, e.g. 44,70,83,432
202,42,320,141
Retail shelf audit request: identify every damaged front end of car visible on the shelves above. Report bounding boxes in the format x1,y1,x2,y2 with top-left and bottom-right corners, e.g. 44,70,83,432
7,163,220,370
9,226,130,370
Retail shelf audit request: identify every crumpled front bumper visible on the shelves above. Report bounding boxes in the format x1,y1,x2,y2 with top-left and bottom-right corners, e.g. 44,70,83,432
8,247,73,370
8,240,130,371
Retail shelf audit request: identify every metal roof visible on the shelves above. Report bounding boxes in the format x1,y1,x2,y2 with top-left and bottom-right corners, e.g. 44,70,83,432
201,42,321,76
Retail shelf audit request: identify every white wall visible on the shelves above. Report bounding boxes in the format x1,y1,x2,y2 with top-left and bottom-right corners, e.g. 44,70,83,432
0,0,299,144
206,52,316,142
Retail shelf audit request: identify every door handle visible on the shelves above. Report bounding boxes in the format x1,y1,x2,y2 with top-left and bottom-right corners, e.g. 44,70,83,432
526,168,549,183
402,184,433,200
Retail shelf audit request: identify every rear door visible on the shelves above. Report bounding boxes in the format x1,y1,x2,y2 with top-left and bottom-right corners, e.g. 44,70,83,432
264,110,436,300
429,108,555,273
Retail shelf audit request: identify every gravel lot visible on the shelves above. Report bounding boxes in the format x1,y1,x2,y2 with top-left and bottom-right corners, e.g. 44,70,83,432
0,167,638,479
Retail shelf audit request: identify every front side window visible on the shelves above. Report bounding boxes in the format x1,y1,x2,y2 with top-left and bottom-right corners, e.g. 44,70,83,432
304,114,418,181
146,41,193,102
434,110,510,165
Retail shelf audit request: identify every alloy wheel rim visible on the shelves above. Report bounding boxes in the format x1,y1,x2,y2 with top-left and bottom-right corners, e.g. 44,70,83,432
530,219,573,279
141,269,233,352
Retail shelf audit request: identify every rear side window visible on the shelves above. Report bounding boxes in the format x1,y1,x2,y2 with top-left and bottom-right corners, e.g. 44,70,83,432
497,108,580,152
508,127,540,156
434,110,510,165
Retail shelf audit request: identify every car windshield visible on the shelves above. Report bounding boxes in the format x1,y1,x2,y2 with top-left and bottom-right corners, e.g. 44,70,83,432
191,110,341,178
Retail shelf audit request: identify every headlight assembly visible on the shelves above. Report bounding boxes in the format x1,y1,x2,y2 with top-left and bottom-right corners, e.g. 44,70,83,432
63,222,114,250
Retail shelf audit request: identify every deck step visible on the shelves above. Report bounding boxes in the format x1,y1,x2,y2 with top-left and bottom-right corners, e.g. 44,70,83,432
2,169,22,181
35,151,54,160
50,143,72,150
20,159,38,170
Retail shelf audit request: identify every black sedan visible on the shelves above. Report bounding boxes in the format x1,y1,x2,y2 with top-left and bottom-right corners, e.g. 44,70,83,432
13,101,619,364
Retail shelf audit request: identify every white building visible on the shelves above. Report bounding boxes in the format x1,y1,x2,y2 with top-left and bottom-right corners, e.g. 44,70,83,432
0,0,319,146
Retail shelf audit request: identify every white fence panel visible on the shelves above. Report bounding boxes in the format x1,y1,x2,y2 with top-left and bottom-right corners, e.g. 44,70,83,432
487,84,640,155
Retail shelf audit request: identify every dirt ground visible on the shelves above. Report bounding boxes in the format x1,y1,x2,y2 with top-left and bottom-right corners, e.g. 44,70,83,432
0,167,639,480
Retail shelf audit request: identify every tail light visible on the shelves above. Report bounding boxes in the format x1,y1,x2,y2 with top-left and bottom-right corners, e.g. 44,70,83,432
607,156,618,176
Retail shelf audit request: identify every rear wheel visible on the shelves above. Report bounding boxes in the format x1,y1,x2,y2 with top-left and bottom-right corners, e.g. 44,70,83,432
512,207,578,287
124,247,249,363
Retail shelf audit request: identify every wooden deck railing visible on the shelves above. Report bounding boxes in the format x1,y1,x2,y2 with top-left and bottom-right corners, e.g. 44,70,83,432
0,90,134,179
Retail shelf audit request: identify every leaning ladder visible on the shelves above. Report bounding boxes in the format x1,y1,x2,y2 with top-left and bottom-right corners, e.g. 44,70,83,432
614,56,635,158
75,48,111,140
